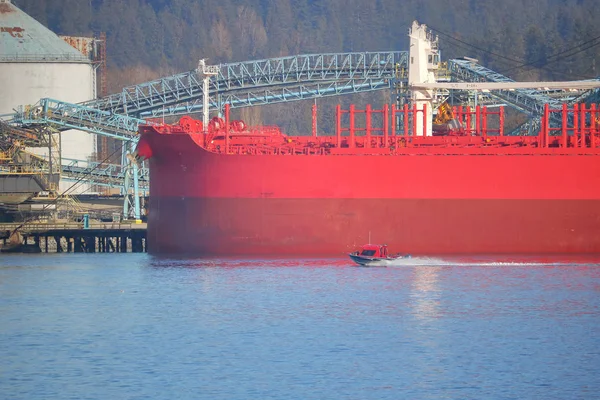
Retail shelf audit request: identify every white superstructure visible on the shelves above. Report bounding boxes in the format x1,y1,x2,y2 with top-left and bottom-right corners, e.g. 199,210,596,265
408,21,440,137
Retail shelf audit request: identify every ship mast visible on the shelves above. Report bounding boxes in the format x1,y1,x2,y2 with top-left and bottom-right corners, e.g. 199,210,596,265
197,59,220,132
408,21,440,137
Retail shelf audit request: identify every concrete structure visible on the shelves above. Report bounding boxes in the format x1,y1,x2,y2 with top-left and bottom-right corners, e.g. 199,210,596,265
0,0,95,193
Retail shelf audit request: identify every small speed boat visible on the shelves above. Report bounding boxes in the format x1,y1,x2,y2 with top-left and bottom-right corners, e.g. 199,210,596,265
349,244,411,266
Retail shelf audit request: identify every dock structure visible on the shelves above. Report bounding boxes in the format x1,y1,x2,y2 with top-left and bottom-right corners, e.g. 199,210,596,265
0,222,147,253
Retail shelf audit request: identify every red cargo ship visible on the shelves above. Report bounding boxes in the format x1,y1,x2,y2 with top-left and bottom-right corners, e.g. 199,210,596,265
137,102,600,256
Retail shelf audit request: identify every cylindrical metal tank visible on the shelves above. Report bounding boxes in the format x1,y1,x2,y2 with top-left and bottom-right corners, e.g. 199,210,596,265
0,0,96,194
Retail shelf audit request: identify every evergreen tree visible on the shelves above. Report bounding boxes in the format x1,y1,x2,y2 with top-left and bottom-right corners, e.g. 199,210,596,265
13,0,600,134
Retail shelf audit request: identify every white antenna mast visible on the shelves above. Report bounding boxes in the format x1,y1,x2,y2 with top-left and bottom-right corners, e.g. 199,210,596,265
197,59,220,132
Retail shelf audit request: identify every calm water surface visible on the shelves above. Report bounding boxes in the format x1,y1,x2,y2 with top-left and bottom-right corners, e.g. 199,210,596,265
1,254,599,399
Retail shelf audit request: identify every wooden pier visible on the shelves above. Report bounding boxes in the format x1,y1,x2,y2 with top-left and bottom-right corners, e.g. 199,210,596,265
0,221,147,253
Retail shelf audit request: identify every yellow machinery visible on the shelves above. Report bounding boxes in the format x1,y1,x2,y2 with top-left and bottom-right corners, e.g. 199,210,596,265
434,101,454,125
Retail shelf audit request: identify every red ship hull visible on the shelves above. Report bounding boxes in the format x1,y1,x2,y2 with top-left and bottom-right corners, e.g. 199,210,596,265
141,130,600,256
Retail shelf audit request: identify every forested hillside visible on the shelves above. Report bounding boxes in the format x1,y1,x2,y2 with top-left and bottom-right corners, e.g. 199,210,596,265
14,0,600,133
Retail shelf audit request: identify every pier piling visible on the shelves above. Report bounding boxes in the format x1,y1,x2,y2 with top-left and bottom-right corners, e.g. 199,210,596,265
0,222,147,253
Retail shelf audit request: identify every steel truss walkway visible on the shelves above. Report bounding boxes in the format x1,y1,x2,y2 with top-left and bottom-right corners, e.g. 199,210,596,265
61,158,148,190
14,52,410,141
80,52,409,117
16,99,148,141
448,59,600,133
17,53,593,142
0,149,148,191
450,59,565,113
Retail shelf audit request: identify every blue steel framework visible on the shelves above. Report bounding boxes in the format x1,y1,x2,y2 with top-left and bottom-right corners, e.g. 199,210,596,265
80,52,409,117
16,54,595,143
63,146,146,219
61,158,148,189
449,59,566,114
449,59,600,134
15,52,411,143
16,98,147,141
8,52,600,219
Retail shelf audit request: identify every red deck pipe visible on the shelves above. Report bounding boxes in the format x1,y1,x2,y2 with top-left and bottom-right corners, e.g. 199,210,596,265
366,104,371,148
336,104,341,148
391,104,396,138
580,103,587,148
475,105,481,136
225,103,230,153
499,106,504,136
312,103,317,137
543,103,550,148
349,104,355,148
562,103,568,148
404,104,409,139
574,103,579,148
538,112,544,146
591,104,597,148
383,104,389,147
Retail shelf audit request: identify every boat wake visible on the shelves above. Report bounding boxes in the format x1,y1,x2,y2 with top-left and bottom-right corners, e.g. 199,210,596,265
379,256,600,268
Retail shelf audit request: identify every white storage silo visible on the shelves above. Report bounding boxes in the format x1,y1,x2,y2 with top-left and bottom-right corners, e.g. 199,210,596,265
0,0,96,194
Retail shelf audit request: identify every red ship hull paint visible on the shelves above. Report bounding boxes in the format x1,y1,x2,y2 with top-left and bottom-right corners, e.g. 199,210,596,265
142,132,600,256
148,197,600,255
